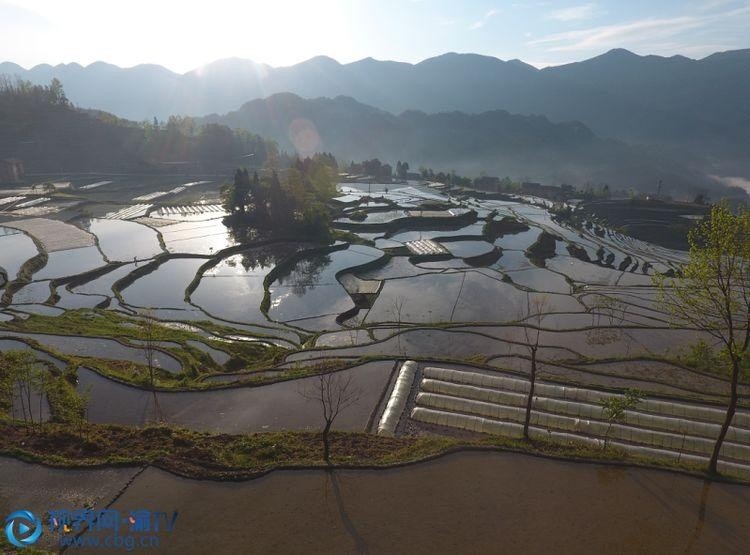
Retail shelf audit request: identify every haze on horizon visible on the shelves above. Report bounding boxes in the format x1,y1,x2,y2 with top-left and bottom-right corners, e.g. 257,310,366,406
2,0,750,72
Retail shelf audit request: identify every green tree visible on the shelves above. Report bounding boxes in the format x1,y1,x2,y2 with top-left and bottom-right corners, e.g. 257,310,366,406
268,170,292,224
249,171,269,223
0,350,48,431
49,78,68,106
600,389,642,449
223,168,251,214
655,203,750,474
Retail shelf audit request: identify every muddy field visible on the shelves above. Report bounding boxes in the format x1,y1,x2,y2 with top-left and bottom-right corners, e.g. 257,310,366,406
1,451,748,553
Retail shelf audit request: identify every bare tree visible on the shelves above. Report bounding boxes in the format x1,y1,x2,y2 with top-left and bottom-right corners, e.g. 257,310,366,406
141,311,158,386
391,296,407,356
302,372,362,463
346,314,363,347
72,386,91,439
586,294,627,347
140,310,164,423
520,294,548,439
2,351,47,432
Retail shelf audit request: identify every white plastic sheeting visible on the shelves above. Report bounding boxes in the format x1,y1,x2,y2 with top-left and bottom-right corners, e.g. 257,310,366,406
533,396,750,444
422,378,750,444
411,407,750,479
405,239,449,256
106,204,153,220
416,392,750,461
156,205,223,217
422,367,750,429
423,367,529,393
377,361,418,436
15,197,50,208
414,366,750,465
421,378,527,407
79,180,112,190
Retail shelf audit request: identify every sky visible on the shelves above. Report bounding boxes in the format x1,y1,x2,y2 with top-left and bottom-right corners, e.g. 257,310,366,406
1,0,749,72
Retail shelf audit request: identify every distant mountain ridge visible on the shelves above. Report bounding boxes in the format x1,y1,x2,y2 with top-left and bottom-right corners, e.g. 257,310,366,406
201,92,722,198
2,49,748,157
3,48,750,187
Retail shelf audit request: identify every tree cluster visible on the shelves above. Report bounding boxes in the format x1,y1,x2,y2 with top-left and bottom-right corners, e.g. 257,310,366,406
222,153,338,239
395,160,410,179
419,167,473,187
0,77,69,107
0,350,49,431
139,115,277,167
348,158,392,180
0,78,279,172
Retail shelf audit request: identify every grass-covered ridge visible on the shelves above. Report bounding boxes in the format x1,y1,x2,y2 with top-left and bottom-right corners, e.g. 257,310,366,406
0,420,743,484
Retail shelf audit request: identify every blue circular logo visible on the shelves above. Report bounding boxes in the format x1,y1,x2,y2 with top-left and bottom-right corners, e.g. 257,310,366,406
5,510,42,549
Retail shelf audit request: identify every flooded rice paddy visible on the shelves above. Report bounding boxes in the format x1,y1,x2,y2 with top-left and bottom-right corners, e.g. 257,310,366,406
2,175,748,541
77,360,392,431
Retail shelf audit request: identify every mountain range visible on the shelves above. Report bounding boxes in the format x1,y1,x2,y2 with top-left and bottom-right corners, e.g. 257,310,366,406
2,49,749,195
2,49,748,149
200,92,714,196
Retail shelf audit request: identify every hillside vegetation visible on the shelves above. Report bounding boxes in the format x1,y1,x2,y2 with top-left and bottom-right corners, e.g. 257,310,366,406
4,49,749,168
0,78,277,173
203,92,727,198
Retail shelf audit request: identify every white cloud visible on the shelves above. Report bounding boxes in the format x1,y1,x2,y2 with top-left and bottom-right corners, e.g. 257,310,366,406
699,0,736,11
529,4,750,53
548,3,596,22
530,16,700,51
469,8,500,30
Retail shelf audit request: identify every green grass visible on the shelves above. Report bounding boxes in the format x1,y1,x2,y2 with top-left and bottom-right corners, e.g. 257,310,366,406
0,420,740,483
0,309,193,342
0,310,295,388
0,533,54,554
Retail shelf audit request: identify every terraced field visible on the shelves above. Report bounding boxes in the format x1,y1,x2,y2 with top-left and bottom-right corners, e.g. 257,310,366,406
0,176,746,478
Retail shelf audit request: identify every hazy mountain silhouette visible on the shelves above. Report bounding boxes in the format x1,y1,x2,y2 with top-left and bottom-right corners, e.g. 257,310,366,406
201,92,725,197
2,49,748,157
547,48,750,130
3,49,749,189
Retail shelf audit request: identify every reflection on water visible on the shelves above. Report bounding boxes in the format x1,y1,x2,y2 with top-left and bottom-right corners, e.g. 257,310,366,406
34,245,105,280
269,246,382,321
87,451,750,553
278,254,333,295
0,228,38,281
685,480,712,553
87,218,163,261
121,258,206,309
192,244,300,324
595,465,627,486
325,470,369,554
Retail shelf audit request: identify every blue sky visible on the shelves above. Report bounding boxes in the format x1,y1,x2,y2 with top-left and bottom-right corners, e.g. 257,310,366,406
1,0,749,71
